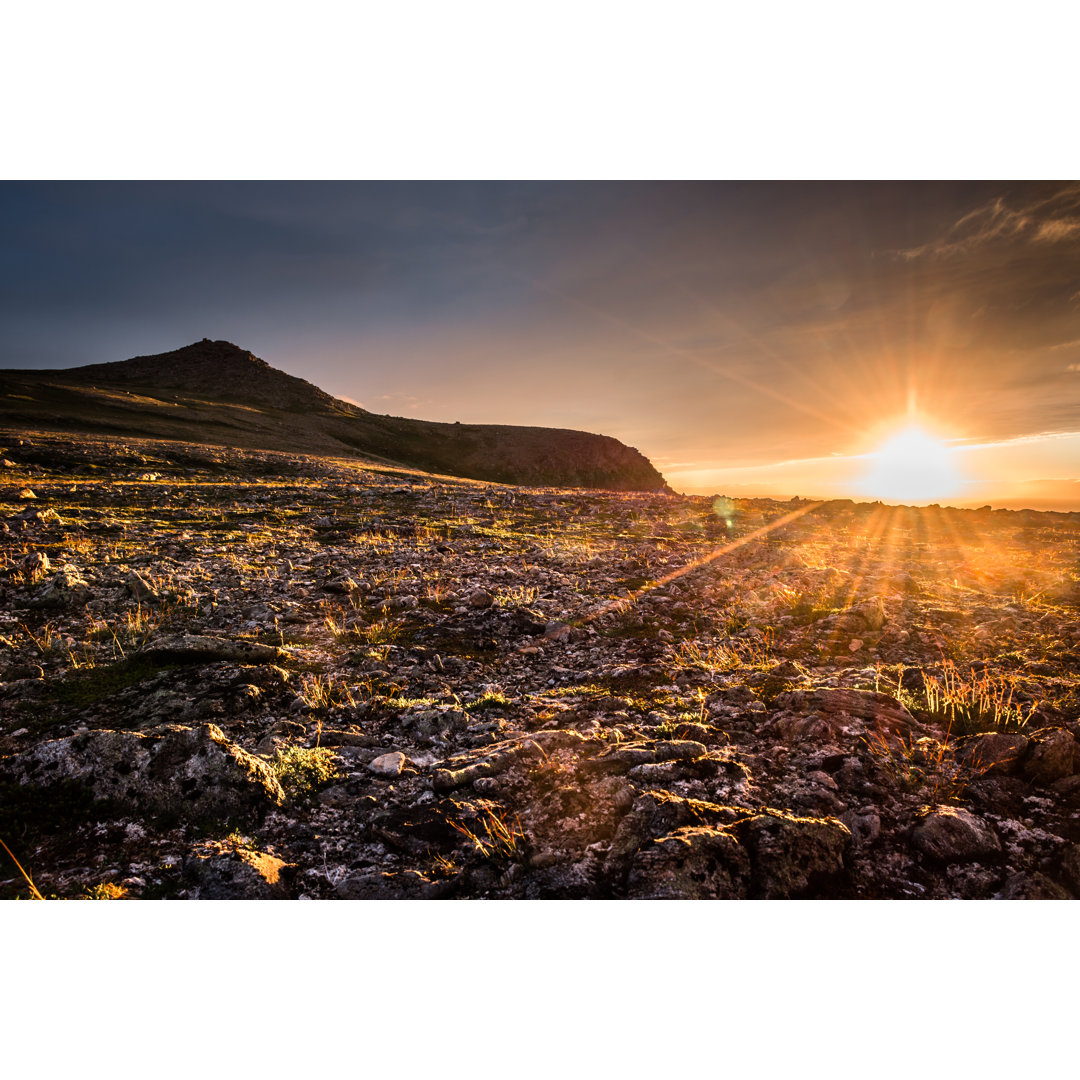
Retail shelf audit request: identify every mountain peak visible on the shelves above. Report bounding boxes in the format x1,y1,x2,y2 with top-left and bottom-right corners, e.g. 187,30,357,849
130,339,270,371
67,339,335,410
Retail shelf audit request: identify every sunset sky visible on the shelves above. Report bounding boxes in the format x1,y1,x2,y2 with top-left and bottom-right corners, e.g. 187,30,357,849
2,181,1079,510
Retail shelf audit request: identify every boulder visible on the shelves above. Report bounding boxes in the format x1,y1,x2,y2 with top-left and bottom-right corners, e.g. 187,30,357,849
182,847,296,899
626,826,751,899
954,731,1029,775
911,806,1001,863
369,751,406,777
125,569,160,603
995,872,1072,900
1022,728,1078,786
737,810,852,898
33,567,92,608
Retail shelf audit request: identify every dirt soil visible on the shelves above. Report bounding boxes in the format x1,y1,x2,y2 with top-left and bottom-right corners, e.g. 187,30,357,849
2,428,1079,900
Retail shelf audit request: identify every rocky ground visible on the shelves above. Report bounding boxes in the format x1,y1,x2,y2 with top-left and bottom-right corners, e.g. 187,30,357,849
2,428,1080,900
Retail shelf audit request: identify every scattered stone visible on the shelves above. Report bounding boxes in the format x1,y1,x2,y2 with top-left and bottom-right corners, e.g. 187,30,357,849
125,569,160,603
2,429,1078,900
369,751,407,776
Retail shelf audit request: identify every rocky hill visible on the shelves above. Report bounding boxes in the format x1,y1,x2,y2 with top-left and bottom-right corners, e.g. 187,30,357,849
2,430,1079,899
0,340,669,492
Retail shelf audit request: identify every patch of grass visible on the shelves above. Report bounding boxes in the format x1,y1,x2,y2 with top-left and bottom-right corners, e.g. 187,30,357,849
779,584,848,625
494,585,540,608
361,617,406,646
721,608,752,636
299,673,357,712
467,689,512,712
268,746,339,801
673,639,740,677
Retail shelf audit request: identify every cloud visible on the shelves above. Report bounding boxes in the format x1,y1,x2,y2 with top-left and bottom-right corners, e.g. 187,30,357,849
895,183,1080,260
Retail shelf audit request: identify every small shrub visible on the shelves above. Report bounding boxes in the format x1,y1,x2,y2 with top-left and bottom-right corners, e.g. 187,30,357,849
269,746,339,800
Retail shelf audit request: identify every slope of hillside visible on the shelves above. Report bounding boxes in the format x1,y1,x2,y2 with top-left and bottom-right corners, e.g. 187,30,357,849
0,340,669,492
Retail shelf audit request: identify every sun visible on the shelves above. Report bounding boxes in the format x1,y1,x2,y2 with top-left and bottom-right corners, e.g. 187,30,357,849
859,425,964,504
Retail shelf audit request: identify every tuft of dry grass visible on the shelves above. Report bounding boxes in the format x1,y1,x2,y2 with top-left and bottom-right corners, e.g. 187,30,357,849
673,639,740,677
921,661,1035,735
449,807,527,862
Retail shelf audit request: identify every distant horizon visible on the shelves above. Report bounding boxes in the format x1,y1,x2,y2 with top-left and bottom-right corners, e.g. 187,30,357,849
4,333,1080,514
3,181,1079,514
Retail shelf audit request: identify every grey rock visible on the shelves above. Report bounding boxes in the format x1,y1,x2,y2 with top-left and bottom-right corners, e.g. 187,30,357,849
851,596,886,631
183,848,295,899
739,810,852,898
33,567,92,608
995,872,1072,900
840,809,882,849
1058,844,1080,894
140,634,291,664
627,826,751,899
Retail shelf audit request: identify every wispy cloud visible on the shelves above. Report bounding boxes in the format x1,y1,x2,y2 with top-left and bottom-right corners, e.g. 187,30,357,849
895,183,1080,260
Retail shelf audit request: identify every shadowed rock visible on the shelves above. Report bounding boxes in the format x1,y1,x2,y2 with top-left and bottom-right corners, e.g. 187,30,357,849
0,723,284,824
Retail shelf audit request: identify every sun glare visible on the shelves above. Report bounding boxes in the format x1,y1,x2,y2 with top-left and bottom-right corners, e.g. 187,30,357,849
860,425,963,504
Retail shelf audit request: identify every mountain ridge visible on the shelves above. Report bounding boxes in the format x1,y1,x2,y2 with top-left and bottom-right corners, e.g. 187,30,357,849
0,340,670,491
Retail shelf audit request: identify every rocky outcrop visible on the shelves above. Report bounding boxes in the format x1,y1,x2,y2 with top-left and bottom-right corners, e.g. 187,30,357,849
0,724,284,825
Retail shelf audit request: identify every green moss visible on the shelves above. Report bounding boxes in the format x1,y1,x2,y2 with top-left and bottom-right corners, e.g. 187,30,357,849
268,746,339,801
467,690,512,712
